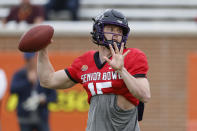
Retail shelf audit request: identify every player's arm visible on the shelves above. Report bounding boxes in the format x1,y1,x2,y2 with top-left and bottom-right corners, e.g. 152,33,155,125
37,48,76,89
118,68,151,103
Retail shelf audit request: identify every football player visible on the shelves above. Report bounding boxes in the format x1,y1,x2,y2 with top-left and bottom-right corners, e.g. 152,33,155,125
37,9,151,131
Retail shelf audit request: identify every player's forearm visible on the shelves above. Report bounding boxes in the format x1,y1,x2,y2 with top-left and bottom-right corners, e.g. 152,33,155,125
118,67,151,103
37,48,55,88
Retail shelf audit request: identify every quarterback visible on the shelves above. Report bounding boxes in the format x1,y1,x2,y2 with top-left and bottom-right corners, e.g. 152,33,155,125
37,9,151,131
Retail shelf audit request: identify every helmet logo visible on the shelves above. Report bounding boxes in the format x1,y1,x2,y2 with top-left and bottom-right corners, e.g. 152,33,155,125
117,20,122,23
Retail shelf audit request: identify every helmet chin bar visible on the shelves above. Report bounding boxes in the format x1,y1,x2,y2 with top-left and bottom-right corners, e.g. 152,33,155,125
95,33,127,50
103,39,122,50
101,32,123,50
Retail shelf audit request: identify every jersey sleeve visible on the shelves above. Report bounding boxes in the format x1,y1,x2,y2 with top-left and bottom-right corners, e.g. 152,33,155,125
65,56,82,83
126,50,149,78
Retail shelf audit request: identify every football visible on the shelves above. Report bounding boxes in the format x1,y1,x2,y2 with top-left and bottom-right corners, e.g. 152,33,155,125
18,25,54,52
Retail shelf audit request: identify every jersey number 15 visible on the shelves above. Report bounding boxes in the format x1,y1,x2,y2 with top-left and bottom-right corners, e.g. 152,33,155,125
88,82,112,96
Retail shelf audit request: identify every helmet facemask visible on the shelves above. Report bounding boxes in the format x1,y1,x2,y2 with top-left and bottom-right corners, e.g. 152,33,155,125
103,32,124,49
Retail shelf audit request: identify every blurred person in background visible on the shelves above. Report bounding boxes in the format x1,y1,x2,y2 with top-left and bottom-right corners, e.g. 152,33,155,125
0,68,7,130
2,0,45,25
44,0,80,21
37,9,151,131
10,53,57,131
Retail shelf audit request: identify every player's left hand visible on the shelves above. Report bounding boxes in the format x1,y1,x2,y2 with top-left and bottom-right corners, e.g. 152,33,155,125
103,42,130,71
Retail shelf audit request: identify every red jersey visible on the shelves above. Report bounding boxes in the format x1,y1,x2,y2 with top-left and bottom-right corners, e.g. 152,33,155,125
65,48,148,106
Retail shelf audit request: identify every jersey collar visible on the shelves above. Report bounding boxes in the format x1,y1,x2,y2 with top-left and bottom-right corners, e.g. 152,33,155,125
94,52,107,69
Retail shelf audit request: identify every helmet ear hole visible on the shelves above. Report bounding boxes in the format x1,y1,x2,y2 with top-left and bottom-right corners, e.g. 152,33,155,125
91,22,103,45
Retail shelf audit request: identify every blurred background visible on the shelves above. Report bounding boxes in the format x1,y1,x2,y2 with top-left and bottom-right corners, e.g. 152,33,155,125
0,0,197,131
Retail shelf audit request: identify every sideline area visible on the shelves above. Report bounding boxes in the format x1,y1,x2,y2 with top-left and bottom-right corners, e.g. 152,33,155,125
0,21,197,37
